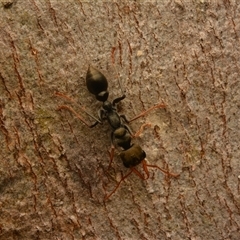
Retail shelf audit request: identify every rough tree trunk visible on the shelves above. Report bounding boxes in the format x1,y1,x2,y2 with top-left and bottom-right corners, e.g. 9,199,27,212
0,1,239,239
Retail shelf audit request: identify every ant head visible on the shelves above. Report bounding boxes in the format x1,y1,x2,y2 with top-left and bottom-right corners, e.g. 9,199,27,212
96,91,109,102
120,144,146,168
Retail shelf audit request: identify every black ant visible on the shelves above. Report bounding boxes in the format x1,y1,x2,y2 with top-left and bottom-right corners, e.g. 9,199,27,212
56,66,179,200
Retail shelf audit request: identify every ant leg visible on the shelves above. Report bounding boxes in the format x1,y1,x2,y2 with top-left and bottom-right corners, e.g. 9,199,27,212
55,91,75,103
105,162,151,200
98,108,107,122
133,123,151,138
57,105,100,128
123,123,133,136
129,102,166,122
132,166,149,180
104,170,133,200
107,142,115,170
142,159,150,179
143,160,179,178
120,114,130,123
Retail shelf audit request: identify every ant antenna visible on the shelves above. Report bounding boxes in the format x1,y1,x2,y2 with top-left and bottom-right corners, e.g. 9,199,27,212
111,46,126,98
78,29,92,67
55,92,101,127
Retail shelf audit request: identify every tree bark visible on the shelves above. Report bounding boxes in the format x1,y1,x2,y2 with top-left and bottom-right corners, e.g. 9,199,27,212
0,1,239,239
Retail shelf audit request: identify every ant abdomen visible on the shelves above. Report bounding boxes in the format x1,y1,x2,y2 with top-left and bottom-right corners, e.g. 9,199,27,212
120,144,146,168
86,66,109,102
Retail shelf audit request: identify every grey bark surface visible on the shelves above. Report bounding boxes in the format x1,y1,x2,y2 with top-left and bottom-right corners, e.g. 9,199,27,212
0,0,240,239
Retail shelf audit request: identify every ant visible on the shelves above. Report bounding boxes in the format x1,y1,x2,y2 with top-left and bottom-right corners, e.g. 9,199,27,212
57,65,179,200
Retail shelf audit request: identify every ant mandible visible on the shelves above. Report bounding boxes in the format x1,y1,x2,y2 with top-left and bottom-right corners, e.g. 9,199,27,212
56,65,179,200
